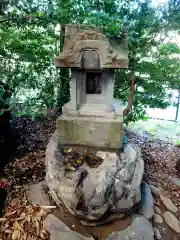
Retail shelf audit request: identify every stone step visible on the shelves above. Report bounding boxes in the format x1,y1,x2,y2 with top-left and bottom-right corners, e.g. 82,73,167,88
80,104,109,111
79,106,115,118
79,111,114,118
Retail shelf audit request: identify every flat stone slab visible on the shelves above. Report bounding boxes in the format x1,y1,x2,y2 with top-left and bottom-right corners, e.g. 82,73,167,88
164,211,180,233
106,215,154,240
160,195,178,213
44,214,70,232
44,214,93,240
28,181,50,206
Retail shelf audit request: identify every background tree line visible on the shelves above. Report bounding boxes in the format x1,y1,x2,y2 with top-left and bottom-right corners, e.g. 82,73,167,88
0,0,179,121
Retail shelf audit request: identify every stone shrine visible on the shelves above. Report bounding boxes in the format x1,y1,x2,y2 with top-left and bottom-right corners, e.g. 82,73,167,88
45,25,144,226
55,24,129,149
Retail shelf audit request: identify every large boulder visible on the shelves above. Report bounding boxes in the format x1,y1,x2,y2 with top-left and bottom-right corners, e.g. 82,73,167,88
45,131,144,225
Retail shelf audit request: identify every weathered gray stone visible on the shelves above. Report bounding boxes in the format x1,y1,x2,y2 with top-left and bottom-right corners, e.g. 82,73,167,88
107,231,128,240
46,137,144,225
154,227,161,240
106,216,154,240
160,195,178,213
44,214,93,240
153,214,163,224
168,177,180,187
154,206,162,215
55,232,93,240
28,181,50,206
140,182,154,219
128,216,154,239
44,214,70,232
164,211,180,233
149,185,163,197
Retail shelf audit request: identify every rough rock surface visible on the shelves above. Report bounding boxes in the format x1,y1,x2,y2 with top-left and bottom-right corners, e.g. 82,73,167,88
160,195,178,213
44,214,93,240
28,181,50,206
164,211,180,233
139,182,154,219
45,133,144,225
106,215,154,240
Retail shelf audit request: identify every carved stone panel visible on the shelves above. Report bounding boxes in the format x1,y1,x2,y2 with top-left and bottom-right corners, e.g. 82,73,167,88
81,50,100,70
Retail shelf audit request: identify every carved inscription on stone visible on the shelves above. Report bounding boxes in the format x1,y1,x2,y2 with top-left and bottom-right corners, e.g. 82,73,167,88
81,50,100,70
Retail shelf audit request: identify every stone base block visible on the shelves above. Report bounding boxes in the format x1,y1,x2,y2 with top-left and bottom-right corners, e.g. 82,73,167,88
56,115,123,149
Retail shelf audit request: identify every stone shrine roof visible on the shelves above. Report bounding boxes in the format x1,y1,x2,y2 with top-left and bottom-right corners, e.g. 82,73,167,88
54,24,129,69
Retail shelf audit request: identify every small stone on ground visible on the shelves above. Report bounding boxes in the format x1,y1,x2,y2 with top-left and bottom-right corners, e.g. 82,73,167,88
153,213,163,224
154,227,161,239
168,177,180,187
164,211,180,234
140,182,154,219
149,185,162,197
154,206,162,215
160,195,178,213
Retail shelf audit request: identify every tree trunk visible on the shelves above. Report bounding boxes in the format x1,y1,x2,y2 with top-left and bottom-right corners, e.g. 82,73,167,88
175,90,180,121
56,25,70,109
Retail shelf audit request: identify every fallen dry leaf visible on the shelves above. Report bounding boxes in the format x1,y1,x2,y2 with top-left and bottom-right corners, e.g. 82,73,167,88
0,186,50,240
12,229,20,240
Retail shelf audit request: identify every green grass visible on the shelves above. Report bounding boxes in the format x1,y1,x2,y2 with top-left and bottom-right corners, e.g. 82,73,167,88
129,119,180,143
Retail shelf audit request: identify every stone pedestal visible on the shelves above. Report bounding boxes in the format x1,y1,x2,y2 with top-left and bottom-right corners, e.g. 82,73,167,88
56,115,123,149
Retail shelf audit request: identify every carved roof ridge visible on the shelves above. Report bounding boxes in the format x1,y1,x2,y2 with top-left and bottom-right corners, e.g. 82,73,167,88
55,24,129,69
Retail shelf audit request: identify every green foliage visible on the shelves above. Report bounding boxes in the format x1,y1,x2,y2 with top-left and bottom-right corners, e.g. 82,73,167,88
0,0,179,120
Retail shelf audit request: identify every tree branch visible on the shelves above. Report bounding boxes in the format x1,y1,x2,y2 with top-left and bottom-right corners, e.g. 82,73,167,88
118,86,129,93
0,15,54,24
123,73,135,117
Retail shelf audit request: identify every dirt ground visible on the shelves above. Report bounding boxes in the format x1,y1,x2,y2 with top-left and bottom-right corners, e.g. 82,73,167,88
1,116,180,239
